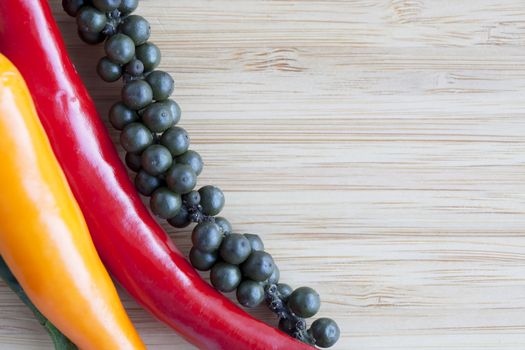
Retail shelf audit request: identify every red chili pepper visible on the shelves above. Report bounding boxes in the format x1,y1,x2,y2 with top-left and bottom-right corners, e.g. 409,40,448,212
0,1,314,349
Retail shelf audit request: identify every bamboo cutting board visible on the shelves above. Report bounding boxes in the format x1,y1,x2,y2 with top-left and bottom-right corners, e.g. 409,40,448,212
2,0,525,349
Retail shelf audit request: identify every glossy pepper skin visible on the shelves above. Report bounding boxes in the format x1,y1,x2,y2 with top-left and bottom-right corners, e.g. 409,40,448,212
0,1,313,349
0,54,146,350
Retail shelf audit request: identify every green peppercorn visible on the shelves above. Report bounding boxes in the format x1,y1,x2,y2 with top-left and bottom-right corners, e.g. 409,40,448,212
141,144,173,176
166,164,197,194
160,127,189,156
309,318,340,348
278,317,295,334
125,152,142,172
144,145,173,172
176,150,203,176
241,251,274,282
167,205,191,228
109,102,138,130
78,29,106,45
125,59,145,76
288,287,320,318
77,7,106,34
92,0,121,12
182,191,200,206
243,233,264,252
134,169,162,196
135,42,161,72
121,80,153,110
118,0,138,15
97,57,122,82
219,233,251,265
276,283,293,301
120,15,150,46
191,222,223,253
236,280,265,308
159,99,181,125
214,217,232,235
267,264,280,284
120,122,153,153
62,0,85,17
104,33,135,65
146,70,174,101
142,102,175,133
210,262,242,292
189,247,218,271
150,187,182,219
199,185,225,216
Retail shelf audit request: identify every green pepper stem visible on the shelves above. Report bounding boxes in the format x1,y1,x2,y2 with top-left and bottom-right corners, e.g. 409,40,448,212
0,256,78,350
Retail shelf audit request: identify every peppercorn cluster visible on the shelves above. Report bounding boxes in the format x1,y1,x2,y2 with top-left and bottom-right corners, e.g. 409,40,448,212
62,0,339,347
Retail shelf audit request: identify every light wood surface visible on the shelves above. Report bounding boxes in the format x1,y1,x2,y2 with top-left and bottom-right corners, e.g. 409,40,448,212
2,0,525,349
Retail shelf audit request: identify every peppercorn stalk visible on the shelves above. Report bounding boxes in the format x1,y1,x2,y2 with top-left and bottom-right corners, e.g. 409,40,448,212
62,0,340,347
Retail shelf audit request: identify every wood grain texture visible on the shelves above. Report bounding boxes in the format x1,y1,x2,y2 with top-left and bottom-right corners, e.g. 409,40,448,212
2,0,525,349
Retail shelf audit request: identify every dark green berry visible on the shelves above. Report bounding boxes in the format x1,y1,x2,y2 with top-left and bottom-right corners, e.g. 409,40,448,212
141,144,173,176
288,287,320,318
150,187,182,219
135,42,161,72
176,150,203,176
241,251,274,282
77,7,106,34
105,33,135,65
210,262,242,292
142,102,175,133
120,122,153,153
278,317,295,334
118,0,138,15
267,264,280,284
122,80,153,110
120,15,150,46
146,70,174,101
236,280,265,308
182,191,200,206
244,234,264,252
125,152,142,172
166,164,197,194
189,247,218,271
159,99,181,125
62,0,85,17
199,185,225,216
78,29,106,45
214,217,232,235
160,127,189,156
125,59,145,76
191,222,223,253
309,318,340,348
92,0,121,12
134,169,162,196
276,283,293,301
167,205,191,228
219,233,251,265
97,57,122,82
109,102,138,130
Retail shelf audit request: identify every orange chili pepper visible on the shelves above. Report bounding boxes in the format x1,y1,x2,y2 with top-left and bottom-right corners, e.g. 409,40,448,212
0,54,146,350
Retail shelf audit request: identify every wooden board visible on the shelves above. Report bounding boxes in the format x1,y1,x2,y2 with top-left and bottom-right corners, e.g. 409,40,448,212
1,0,525,349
